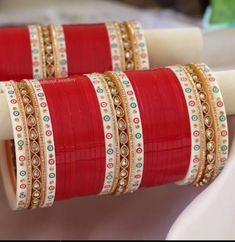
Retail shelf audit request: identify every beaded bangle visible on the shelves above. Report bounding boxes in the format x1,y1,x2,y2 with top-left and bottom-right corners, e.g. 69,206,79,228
185,65,217,187
103,73,132,195
15,82,44,208
169,65,205,185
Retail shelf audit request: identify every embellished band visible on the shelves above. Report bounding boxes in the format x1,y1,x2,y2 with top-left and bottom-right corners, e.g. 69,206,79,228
86,73,119,195
28,24,68,79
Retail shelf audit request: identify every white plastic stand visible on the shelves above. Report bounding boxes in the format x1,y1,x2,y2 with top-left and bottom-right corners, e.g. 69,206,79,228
145,28,203,66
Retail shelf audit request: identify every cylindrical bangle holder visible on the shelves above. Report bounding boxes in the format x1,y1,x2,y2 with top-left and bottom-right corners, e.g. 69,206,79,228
0,64,229,210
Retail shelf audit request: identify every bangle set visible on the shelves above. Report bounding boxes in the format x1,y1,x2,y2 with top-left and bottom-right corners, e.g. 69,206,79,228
0,64,229,210
25,21,150,80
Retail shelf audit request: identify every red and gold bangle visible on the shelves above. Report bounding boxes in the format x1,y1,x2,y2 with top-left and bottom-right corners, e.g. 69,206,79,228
185,64,217,186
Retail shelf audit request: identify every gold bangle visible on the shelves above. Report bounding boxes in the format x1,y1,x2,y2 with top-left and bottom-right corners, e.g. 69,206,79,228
118,22,135,70
186,64,217,187
113,22,126,71
103,72,133,195
48,24,60,77
123,21,139,69
41,25,56,78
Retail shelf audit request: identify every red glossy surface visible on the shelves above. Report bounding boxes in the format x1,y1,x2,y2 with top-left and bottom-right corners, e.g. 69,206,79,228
40,76,106,200
0,26,32,80
126,68,191,187
0,24,113,81
63,24,112,75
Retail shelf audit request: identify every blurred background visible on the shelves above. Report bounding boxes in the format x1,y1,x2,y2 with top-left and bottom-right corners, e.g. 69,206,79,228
0,0,234,31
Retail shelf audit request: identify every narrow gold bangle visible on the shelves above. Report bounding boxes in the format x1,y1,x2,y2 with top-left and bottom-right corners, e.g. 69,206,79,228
41,25,56,78
186,64,217,187
118,23,135,70
123,21,139,69
48,24,60,77
113,22,126,71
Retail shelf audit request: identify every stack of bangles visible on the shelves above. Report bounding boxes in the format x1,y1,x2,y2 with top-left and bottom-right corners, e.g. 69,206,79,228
0,63,229,210
0,21,149,80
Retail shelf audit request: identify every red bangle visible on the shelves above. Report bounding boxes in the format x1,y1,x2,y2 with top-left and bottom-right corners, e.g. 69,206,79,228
41,76,106,200
63,24,112,75
125,68,191,187
0,26,32,80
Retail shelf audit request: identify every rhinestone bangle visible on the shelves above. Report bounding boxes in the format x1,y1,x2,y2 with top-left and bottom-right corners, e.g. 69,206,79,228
186,65,217,187
41,25,56,78
16,82,43,208
123,21,140,70
103,73,131,195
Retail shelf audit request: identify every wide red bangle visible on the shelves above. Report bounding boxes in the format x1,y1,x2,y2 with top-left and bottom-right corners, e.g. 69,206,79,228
0,21,149,81
0,26,33,80
63,24,112,75
40,76,106,200
126,68,191,187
